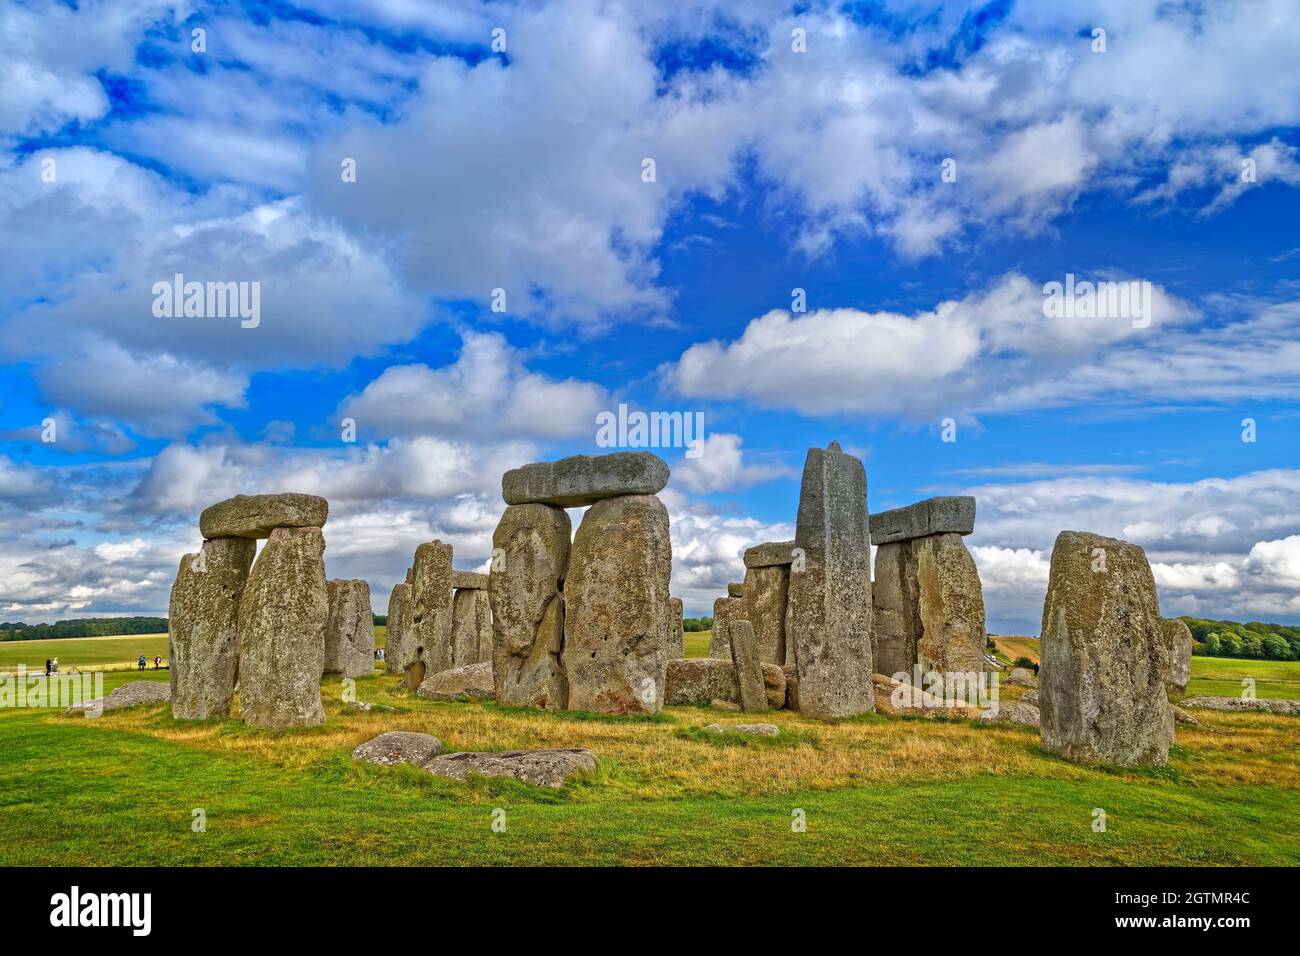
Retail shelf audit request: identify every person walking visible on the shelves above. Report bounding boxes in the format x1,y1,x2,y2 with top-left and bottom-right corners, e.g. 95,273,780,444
154,656,161,670
51,657,58,675
138,654,146,672
45,658,51,677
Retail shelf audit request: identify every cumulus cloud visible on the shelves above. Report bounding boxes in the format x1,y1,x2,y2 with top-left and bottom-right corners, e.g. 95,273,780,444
669,433,790,494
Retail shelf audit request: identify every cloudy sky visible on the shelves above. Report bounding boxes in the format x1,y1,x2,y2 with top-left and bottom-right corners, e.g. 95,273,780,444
1,0,1298,633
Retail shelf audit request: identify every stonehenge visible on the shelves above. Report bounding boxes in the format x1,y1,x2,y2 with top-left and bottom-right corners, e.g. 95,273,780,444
502,451,668,507
727,619,768,713
1038,531,1175,766
324,579,375,679
667,597,685,658
708,595,742,659
384,582,413,675
741,547,791,664
1161,617,1194,694
870,496,987,683
787,442,875,718
407,541,454,687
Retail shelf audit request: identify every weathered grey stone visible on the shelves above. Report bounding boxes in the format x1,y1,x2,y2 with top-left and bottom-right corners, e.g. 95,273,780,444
68,680,170,716
743,541,797,568
788,442,874,718
727,582,745,598
728,619,768,713
979,700,1040,727
703,722,779,737
450,570,488,590
565,495,671,714
417,661,495,700
502,452,669,507
709,699,741,711
1021,689,1039,706
667,597,684,658
324,579,374,678
236,527,328,728
1161,618,1194,694
742,564,788,664
168,537,255,720
871,540,920,679
914,533,988,678
490,503,570,709
708,595,741,659
784,599,795,667
351,731,443,766
1039,531,1175,766
869,496,975,545
782,664,798,710
423,748,597,788
450,587,492,666
1171,704,1200,725
409,541,454,686
665,658,785,709
1179,696,1300,715
384,582,413,675
199,492,328,539
1006,667,1037,687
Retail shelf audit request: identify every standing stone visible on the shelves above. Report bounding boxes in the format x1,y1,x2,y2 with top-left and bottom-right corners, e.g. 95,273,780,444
502,451,669,507
788,442,874,718
741,564,788,664
728,620,768,713
324,579,374,678
409,541,454,687
871,541,920,679
784,599,796,667
913,533,987,677
709,595,742,659
667,597,685,658
169,537,256,719
384,581,413,675
490,503,570,709
1039,531,1174,766
565,495,671,714
199,493,328,539
236,527,328,728
1161,618,1193,694
451,587,493,666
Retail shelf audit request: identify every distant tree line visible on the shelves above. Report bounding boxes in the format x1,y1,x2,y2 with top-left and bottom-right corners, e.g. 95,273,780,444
1183,617,1300,661
0,617,168,642
683,617,712,632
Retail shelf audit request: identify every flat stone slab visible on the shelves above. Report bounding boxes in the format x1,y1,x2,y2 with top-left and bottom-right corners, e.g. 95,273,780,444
871,673,980,718
199,493,328,539
1179,696,1300,715
417,661,495,700
423,748,597,788
743,541,796,568
352,731,444,766
979,700,1041,726
703,722,779,737
869,496,975,545
450,571,488,590
67,681,170,716
502,452,669,507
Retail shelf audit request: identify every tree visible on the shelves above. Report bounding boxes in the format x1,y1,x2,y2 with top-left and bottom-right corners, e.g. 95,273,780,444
1262,634,1291,660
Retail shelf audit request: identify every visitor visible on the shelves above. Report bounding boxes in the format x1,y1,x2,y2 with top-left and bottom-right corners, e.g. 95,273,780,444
51,657,58,675
45,658,51,677
154,656,161,670
138,654,146,671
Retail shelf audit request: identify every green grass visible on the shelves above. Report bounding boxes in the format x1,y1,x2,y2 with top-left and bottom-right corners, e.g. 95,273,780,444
1,631,1296,866
1187,656,1300,700
684,630,710,658
0,633,170,671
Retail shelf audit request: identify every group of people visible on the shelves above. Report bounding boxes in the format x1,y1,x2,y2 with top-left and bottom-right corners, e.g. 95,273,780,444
43,658,58,676
137,655,162,671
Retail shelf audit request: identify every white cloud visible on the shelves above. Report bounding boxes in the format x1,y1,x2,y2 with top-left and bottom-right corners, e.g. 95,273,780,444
669,432,789,494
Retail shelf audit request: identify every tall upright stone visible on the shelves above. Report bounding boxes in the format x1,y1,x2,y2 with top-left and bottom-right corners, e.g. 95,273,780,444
169,537,256,719
871,541,920,678
709,595,741,659
408,541,454,687
667,597,685,658
490,503,570,709
728,619,768,713
1039,531,1174,766
236,527,328,727
1161,618,1193,694
451,587,493,666
912,533,987,677
384,580,412,675
565,495,671,714
788,441,874,718
741,564,789,664
324,579,374,678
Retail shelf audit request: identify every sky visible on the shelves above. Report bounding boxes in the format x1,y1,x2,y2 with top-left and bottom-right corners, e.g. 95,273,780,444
0,0,1298,634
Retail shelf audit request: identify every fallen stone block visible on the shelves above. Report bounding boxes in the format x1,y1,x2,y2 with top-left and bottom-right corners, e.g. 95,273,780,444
666,658,786,709
703,723,779,737
423,748,597,788
67,681,170,716
1006,667,1037,687
979,700,1040,726
417,661,495,700
351,731,444,766
1179,696,1300,715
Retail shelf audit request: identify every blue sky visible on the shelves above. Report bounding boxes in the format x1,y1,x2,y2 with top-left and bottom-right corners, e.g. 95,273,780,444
1,0,1298,632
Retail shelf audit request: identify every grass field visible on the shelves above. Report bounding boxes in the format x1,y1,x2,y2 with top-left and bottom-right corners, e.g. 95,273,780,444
0,634,171,671
685,630,709,658
1,630,1296,866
